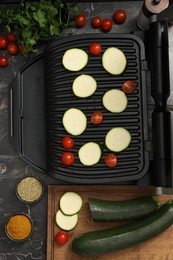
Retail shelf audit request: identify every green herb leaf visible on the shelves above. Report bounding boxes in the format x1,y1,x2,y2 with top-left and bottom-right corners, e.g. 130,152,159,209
50,24,60,36
22,27,33,39
33,10,47,28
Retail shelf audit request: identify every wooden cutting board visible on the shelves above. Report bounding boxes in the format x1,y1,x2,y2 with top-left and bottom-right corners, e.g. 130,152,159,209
47,185,173,260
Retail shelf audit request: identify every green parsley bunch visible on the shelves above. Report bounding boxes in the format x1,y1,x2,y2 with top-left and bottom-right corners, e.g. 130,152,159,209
0,0,78,56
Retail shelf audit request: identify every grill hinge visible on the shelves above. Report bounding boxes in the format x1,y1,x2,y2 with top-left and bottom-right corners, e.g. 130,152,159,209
145,139,153,160
19,108,23,119
141,60,148,71
144,139,152,153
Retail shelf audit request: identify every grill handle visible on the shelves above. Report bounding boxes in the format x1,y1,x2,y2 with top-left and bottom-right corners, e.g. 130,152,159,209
149,20,172,187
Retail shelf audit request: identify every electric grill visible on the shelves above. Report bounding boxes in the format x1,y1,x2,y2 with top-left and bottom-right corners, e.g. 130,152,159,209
8,1,173,190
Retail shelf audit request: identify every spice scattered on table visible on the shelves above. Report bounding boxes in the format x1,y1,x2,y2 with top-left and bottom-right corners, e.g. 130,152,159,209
16,176,43,203
6,214,32,241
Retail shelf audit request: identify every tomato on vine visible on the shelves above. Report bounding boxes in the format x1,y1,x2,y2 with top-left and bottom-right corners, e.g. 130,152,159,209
7,43,19,55
0,36,8,49
0,56,9,67
6,32,16,43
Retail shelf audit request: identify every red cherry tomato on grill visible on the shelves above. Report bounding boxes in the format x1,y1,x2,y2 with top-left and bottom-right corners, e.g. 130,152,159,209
104,154,118,167
90,111,104,125
92,17,102,28
6,32,16,43
101,19,113,32
62,136,74,149
61,152,75,166
55,231,69,245
0,56,9,67
7,43,19,55
113,10,127,24
122,80,136,94
75,13,87,28
0,36,8,49
89,43,102,56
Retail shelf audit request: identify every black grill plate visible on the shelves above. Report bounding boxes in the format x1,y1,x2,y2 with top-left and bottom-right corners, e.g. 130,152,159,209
44,33,149,184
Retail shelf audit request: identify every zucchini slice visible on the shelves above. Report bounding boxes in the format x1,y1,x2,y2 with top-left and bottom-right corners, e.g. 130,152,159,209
55,210,78,231
78,142,102,166
62,48,88,71
72,74,97,98
72,200,173,256
102,47,127,75
60,192,83,215
105,127,131,152
89,196,160,222
62,108,87,136
102,89,128,113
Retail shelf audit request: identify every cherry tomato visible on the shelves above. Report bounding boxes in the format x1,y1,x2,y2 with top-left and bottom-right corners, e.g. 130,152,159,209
19,44,25,54
0,36,8,49
7,43,19,55
0,56,9,67
89,43,102,56
113,10,127,24
61,152,75,166
104,154,118,167
6,32,16,43
92,17,102,28
101,19,113,32
122,80,136,94
75,13,87,28
19,44,30,55
55,231,69,245
90,111,104,125
62,136,74,149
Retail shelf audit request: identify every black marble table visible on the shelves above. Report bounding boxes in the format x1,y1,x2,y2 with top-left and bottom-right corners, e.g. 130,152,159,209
0,1,173,259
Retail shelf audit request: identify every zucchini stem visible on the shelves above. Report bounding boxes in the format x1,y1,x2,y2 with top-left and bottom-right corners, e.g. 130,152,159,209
152,196,161,207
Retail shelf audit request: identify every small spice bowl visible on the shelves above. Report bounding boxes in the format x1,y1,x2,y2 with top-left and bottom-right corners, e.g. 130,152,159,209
5,213,33,242
15,175,44,204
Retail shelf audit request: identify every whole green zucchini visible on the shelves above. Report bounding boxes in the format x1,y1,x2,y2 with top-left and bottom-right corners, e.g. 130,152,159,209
89,196,160,221
72,200,173,257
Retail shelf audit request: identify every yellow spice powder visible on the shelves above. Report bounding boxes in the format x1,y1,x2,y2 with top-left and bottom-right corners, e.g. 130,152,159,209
6,214,32,240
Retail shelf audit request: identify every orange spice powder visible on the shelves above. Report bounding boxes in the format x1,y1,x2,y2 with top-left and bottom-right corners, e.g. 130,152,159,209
6,214,32,240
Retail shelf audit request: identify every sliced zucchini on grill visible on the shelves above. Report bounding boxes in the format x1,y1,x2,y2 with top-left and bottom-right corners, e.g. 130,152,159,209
105,127,131,152
62,48,88,71
102,89,128,113
102,47,127,75
62,108,87,136
72,74,97,98
78,142,102,166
